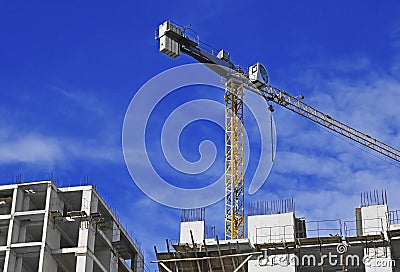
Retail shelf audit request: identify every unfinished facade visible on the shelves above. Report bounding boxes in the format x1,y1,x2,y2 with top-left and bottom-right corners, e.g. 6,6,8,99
0,180,144,272
155,192,400,271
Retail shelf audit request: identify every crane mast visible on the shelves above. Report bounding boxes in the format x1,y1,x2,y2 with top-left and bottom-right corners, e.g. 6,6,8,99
225,78,245,239
156,21,400,240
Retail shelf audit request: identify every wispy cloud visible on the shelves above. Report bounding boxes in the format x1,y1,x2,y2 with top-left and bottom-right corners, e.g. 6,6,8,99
0,82,124,167
0,133,63,164
48,84,105,115
0,123,120,166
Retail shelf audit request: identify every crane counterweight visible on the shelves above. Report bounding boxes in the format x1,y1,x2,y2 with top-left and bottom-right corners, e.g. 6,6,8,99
158,21,181,58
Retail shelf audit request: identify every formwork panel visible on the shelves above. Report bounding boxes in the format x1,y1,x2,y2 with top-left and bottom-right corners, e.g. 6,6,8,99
248,212,295,245
180,221,205,244
361,205,389,235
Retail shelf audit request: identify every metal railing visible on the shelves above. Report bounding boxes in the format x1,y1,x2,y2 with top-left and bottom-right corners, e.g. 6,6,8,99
255,224,296,244
254,218,347,244
388,209,400,225
205,225,216,239
305,219,342,237
344,218,385,237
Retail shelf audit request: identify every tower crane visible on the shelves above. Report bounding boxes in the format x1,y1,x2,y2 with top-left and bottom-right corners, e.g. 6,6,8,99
156,21,400,240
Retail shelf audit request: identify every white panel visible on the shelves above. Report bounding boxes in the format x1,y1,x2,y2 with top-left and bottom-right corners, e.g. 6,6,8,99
248,254,296,272
361,205,388,235
389,224,400,230
179,221,204,244
364,247,393,272
248,213,295,245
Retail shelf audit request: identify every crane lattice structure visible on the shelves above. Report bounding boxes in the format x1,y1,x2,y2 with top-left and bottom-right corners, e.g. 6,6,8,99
156,21,400,240
225,78,245,239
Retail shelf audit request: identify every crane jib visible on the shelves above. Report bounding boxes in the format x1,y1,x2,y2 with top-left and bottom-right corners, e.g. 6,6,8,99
264,86,400,163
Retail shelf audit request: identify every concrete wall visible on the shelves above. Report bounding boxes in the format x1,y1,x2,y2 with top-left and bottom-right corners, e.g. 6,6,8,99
180,221,205,244
361,205,388,235
248,212,295,245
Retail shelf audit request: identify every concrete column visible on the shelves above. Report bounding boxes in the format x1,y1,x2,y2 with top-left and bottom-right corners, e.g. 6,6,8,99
110,253,118,272
39,184,56,272
22,195,30,211
76,189,96,272
112,222,120,243
42,248,58,272
133,253,145,272
4,188,17,272
5,253,23,272
42,198,60,272
14,189,23,212
17,223,26,243
5,250,16,272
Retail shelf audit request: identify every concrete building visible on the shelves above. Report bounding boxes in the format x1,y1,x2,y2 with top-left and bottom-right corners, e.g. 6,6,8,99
0,180,144,272
155,192,400,271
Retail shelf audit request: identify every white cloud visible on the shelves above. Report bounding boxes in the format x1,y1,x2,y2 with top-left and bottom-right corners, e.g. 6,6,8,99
0,125,120,165
49,85,105,115
275,53,400,155
0,134,63,164
0,83,123,166
274,151,344,178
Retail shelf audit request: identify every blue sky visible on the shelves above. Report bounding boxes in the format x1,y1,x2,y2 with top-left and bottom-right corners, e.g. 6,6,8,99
1,1,400,270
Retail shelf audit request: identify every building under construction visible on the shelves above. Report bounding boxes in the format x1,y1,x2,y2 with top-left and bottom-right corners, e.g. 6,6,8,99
0,180,144,272
153,19,400,272
154,191,400,271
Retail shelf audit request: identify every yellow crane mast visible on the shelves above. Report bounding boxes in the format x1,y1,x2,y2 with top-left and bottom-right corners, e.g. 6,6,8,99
225,78,245,239
156,21,400,240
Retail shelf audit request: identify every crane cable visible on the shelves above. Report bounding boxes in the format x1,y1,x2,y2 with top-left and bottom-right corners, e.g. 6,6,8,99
268,104,275,162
